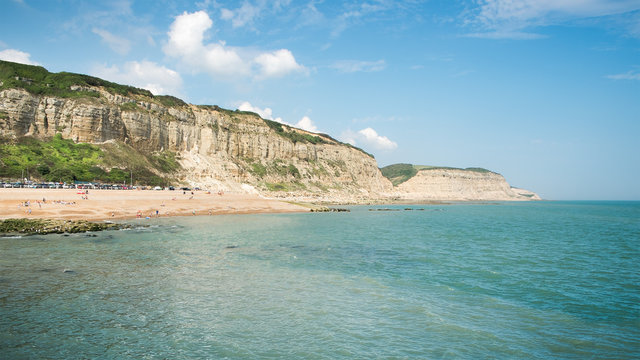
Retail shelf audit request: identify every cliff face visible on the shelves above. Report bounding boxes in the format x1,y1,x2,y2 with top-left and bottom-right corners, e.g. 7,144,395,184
0,58,541,202
392,168,541,201
0,87,392,201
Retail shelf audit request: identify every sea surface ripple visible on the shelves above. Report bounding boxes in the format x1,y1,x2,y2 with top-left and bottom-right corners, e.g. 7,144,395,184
1,201,638,359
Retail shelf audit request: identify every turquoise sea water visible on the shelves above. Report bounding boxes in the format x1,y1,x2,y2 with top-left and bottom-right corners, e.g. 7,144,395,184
1,201,639,359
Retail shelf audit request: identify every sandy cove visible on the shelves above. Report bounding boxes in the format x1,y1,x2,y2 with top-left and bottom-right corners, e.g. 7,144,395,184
0,188,308,221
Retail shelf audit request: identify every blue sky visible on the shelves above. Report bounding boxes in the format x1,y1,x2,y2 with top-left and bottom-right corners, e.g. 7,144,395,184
1,0,639,200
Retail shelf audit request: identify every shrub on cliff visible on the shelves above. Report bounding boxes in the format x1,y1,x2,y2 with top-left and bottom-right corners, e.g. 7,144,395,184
380,163,418,186
0,134,177,186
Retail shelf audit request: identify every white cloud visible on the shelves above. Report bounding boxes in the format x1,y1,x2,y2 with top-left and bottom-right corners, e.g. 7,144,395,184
238,101,283,123
295,116,318,133
463,31,546,40
254,49,306,78
219,0,293,29
164,11,248,77
220,3,261,28
331,59,386,73
476,0,640,24
358,127,398,150
92,61,183,96
331,2,390,37
163,10,304,80
606,70,640,80
468,0,640,38
92,28,131,55
341,127,398,151
165,10,213,56
0,49,39,65
238,101,318,132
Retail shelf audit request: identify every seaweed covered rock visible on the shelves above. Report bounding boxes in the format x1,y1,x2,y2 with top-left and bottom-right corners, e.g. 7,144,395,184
0,218,125,235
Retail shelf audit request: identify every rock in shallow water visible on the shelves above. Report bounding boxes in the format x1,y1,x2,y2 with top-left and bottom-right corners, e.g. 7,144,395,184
0,218,128,236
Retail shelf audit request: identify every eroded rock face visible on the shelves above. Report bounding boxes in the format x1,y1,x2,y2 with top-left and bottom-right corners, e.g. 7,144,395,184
0,88,541,202
393,169,541,201
0,88,393,202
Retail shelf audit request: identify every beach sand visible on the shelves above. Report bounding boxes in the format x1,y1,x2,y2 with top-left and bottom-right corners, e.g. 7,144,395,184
0,188,308,221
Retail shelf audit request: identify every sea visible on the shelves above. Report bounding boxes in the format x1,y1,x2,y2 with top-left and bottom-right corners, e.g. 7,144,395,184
1,201,638,359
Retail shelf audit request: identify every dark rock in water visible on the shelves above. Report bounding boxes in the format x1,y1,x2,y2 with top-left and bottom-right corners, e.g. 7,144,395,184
0,218,130,236
311,207,350,212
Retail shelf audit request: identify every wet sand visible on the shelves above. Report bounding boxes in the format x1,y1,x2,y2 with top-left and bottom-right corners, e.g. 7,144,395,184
0,188,308,221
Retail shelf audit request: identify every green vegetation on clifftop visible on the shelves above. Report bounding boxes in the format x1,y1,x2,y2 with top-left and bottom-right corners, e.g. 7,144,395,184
0,60,151,98
380,164,418,186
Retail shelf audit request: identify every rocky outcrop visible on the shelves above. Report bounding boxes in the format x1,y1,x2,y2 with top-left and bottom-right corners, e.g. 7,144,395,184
391,168,541,201
0,87,392,202
0,218,125,235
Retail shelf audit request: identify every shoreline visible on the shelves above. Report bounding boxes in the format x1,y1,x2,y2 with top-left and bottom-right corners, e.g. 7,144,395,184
0,188,309,222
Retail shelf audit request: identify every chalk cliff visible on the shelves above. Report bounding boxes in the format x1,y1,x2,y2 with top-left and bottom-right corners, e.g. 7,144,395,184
391,168,541,201
0,86,392,202
0,60,540,202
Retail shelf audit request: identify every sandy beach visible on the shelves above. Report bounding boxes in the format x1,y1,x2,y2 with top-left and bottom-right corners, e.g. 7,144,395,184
0,188,308,221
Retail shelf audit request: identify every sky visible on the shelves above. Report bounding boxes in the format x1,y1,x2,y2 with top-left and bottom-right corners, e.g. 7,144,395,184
1,0,639,200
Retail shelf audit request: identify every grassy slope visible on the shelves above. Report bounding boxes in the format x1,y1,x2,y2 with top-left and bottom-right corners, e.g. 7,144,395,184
0,134,178,186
